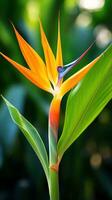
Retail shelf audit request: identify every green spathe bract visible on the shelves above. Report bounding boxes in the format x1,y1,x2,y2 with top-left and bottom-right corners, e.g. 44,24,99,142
58,44,112,159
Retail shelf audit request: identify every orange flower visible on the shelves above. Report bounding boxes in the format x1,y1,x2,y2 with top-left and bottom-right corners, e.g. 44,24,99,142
0,19,100,137
0,20,99,99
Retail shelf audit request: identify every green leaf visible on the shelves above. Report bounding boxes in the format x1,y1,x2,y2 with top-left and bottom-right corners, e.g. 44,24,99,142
58,44,112,159
2,96,49,182
0,84,26,150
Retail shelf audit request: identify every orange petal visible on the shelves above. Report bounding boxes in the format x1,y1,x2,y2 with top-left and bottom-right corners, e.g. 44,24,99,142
12,24,50,87
1,53,53,93
39,20,58,85
59,56,100,97
56,17,63,66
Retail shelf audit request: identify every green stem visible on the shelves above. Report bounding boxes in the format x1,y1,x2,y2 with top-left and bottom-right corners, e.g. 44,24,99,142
48,96,61,200
48,125,59,200
49,168,59,200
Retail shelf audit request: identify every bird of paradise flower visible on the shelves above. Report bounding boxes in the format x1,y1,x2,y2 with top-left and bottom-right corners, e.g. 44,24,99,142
0,20,99,136
0,18,100,200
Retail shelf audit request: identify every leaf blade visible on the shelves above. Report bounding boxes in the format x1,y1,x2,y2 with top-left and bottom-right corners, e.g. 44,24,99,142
2,97,49,182
58,44,112,159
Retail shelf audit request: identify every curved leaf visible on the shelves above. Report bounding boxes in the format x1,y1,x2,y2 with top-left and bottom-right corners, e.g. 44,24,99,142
2,97,49,182
58,44,112,159
0,85,26,150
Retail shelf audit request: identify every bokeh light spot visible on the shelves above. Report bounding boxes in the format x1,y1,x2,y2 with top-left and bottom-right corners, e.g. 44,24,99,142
79,0,105,11
26,1,39,27
94,25,112,48
90,153,102,169
75,12,92,27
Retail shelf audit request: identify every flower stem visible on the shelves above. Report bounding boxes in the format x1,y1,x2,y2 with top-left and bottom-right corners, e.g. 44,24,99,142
48,96,61,200
49,127,59,200
49,167,59,200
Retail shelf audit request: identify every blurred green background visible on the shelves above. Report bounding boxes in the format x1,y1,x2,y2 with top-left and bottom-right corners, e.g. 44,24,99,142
0,0,112,199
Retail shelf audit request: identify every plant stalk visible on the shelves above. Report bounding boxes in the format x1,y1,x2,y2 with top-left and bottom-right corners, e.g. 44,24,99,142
49,167,59,200
48,96,61,200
